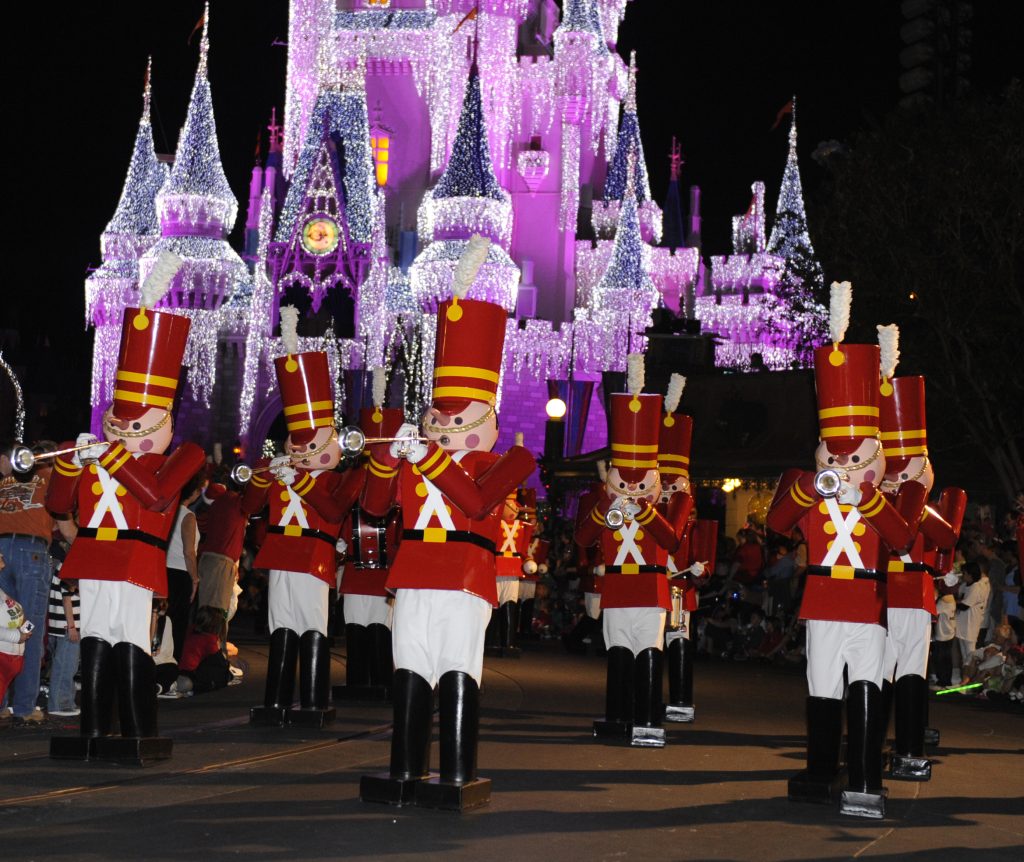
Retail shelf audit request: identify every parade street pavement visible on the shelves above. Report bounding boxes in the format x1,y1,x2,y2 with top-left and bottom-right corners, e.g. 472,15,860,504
1,638,1021,862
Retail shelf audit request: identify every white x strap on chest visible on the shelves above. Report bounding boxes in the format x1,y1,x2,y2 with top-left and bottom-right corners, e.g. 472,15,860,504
87,465,129,531
413,451,467,532
499,521,519,554
612,519,646,567
822,496,865,569
279,469,321,530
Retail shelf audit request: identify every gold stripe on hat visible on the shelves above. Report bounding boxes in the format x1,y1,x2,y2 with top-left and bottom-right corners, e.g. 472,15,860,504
882,444,928,457
432,385,496,402
433,365,500,383
287,416,335,430
283,400,333,416
610,457,658,469
116,370,179,389
611,443,659,454
818,405,880,419
820,425,879,438
113,389,174,408
879,429,926,440
660,466,690,476
658,453,690,463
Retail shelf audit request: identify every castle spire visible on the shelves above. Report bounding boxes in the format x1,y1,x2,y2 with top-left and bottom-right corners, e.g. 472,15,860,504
559,0,604,39
662,137,685,251
603,51,652,206
767,95,819,264
596,147,656,298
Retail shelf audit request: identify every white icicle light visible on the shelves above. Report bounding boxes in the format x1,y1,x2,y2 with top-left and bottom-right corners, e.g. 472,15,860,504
452,234,491,300
280,306,300,356
139,251,183,309
877,323,900,381
626,352,645,397
664,373,686,415
371,366,386,409
828,281,852,344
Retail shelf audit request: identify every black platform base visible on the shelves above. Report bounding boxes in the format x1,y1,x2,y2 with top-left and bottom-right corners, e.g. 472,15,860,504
839,788,887,819
664,704,695,723
360,772,425,807
414,776,492,812
889,754,931,781
92,736,173,766
249,706,289,726
484,646,520,659
593,719,632,741
787,769,843,805
332,684,390,703
631,725,666,748
924,726,940,747
49,735,97,761
287,707,336,728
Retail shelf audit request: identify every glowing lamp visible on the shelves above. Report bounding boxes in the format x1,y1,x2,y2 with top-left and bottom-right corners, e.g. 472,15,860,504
545,397,567,420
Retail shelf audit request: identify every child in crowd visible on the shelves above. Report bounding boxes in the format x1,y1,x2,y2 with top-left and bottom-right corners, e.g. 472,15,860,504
176,606,232,695
46,563,81,717
2,552,34,709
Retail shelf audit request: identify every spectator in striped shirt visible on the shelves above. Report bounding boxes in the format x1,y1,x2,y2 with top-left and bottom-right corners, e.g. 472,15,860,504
47,553,81,717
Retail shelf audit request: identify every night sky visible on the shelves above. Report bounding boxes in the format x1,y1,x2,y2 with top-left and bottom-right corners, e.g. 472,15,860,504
4,1,1020,440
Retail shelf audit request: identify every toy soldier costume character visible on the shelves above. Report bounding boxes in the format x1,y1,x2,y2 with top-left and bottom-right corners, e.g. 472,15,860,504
767,283,916,819
874,331,965,780
486,477,534,658
576,354,684,748
244,311,364,728
359,237,534,811
48,254,206,765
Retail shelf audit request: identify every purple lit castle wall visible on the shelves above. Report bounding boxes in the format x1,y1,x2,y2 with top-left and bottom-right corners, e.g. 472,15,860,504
85,0,825,474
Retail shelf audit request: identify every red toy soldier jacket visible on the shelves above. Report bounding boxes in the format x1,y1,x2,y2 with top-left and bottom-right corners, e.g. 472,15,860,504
47,442,206,596
496,518,535,579
340,504,401,598
242,465,364,585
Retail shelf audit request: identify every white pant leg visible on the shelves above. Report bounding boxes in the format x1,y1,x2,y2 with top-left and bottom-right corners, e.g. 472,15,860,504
268,569,329,636
881,630,898,683
392,589,491,687
806,620,886,699
79,580,153,653
344,594,393,628
584,592,601,620
887,607,932,680
496,576,520,605
519,581,536,601
603,607,667,656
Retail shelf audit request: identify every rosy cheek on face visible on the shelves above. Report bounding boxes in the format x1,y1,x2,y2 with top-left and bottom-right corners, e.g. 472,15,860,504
320,453,331,464
139,439,154,452
464,433,480,450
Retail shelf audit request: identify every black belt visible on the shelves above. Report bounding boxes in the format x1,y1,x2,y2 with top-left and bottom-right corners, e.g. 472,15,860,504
887,561,937,575
605,565,668,575
77,527,168,551
402,529,496,554
268,525,336,546
499,552,522,558
807,565,885,583
0,532,49,546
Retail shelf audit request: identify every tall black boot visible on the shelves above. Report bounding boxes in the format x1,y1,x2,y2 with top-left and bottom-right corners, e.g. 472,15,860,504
290,630,336,727
92,642,171,765
840,681,887,818
501,601,520,656
631,648,666,747
922,683,939,747
368,623,394,694
51,636,114,760
879,678,893,770
251,627,298,726
788,696,843,804
890,675,931,780
594,646,634,740
519,598,535,639
345,624,370,687
360,669,433,806
414,671,491,811
484,608,501,654
666,636,696,722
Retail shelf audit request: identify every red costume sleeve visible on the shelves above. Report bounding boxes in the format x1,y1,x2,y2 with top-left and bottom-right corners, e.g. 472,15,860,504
240,459,272,516
666,492,695,552
633,500,682,551
360,445,400,518
45,444,83,516
857,483,915,552
417,444,535,520
291,465,365,523
97,441,206,512
575,493,611,548
928,487,967,573
894,481,928,533
766,469,816,534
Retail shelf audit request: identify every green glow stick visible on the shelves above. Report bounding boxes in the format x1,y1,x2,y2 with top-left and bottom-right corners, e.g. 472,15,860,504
935,682,983,695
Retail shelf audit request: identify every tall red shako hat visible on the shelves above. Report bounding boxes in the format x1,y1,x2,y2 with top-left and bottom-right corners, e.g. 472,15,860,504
112,252,191,421
876,323,926,473
610,353,663,482
358,367,403,440
430,235,508,414
275,306,335,446
658,373,693,480
813,281,881,455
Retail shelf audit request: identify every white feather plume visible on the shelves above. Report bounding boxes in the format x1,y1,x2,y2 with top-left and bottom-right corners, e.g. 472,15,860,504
626,353,645,397
452,234,491,300
514,431,524,447
664,373,686,415
877,323,900,380
828,281,853,344
596,459,608,483
140,251,184,309
280,306,300,356
371,366,386,408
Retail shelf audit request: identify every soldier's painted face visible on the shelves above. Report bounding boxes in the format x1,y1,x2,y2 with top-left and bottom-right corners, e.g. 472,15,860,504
286,425,341,470
881,455,934,495
814,437,886,488
660,474,691,504
606,466,660,503
422,400,498,453
103,406,173,455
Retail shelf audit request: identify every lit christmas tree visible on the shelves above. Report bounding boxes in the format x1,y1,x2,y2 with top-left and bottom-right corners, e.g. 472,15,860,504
764,98,827,364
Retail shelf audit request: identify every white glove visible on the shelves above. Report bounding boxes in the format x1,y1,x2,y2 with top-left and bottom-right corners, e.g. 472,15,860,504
335,538,348,555
390,422,428,463
687,561,707,578
594,564,606,577
836,480,862,506
522,560,538,576
623,500,642,519
269,455,297,486
74,433,105,467
942,572,959,587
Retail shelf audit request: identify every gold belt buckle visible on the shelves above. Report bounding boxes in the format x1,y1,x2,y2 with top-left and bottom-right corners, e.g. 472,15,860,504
423,527,447,543
888,560,905,573
95,527,118,542
620,563,640,575
830,565,855,580
284,525,303,537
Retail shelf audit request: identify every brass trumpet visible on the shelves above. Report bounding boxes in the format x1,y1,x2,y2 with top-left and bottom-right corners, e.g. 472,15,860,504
813,468,849,499
8,441,105,474
337,425,440,458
